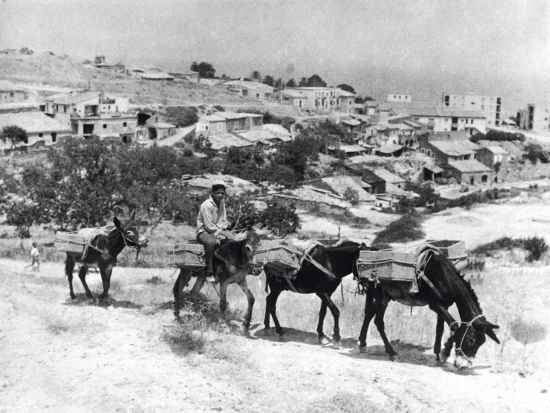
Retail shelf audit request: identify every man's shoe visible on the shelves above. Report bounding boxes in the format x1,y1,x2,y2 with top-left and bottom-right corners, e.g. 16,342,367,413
206,273,217,283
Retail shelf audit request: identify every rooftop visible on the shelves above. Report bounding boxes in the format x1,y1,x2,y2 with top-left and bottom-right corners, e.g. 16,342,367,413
446,159,493,173
391,102,486,118
207,132,255,150
0,111,72,134
429,140,480,156
373,168,405,183
46,90,99,105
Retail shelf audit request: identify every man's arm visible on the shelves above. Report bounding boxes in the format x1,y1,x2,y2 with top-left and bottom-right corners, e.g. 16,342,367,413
199,203,224,236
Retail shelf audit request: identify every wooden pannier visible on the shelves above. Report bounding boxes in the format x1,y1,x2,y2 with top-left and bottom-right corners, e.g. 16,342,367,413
254,240,302,272
357,249,417,282
54,232,86,255
427,240,468,272
169,243,206,268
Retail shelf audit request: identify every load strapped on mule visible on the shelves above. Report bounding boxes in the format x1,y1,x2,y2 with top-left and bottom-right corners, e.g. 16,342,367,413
356,239,468,298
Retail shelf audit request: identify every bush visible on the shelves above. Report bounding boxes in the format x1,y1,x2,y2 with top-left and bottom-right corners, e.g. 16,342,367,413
183,148,194,157
523,236,548,262
372,213,425,246
165,107,199,127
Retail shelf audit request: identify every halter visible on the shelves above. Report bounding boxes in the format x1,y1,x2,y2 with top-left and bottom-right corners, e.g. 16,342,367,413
453,314,485,363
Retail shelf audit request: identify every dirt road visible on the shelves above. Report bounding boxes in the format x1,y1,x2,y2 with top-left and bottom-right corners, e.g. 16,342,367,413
1,260,548,413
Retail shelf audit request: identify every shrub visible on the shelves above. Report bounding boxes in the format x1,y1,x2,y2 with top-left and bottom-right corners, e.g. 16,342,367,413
343,187,359,206
183,148,194,157
372,213,424,246
523,236,548,262
213,105,225,112
165,107,199,127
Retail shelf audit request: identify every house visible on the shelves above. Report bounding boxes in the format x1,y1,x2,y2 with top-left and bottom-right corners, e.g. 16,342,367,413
418,132,480,164
517,103,550,134
146,122,177,140
476,145,509,179
443,160,494,185
373,168,406,189
44,91,130,121
283,87,355,112
387,93,412,103
390,102,486,134
364,101,379,115
205,133,256,151
376,143,405,157
423,165,444,181
70,113,138,142
338,90,356,114
0,112,72,150
262,124,293,142
196,111,263,138
277,89,308,108
361,169,387,194
222,80,274,100
0,80,29,104
328,144,367,158
168,71,199,82
308,175,376,204
129,66,174,81
442,92,501,127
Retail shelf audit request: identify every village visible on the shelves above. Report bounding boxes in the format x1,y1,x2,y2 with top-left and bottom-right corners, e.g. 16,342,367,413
1,48,549,218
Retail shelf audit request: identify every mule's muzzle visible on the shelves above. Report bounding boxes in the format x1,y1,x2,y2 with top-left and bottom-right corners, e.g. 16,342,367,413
137,236,149,248
454,354,473,370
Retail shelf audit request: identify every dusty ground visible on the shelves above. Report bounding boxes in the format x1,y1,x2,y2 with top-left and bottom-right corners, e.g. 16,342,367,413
1,254,549,413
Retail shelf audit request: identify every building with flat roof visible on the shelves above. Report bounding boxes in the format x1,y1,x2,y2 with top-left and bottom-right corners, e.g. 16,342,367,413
442,92,501,127
387,93,412,103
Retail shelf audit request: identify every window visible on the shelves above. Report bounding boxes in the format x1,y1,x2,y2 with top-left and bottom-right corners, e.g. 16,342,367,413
123,122,127,127
38,133,43,137
217,123,222,131
103,124,107,128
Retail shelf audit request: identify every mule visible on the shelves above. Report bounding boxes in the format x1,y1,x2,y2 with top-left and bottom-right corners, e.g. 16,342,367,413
357,250,500,368
64,217,148,301
263,240,367,344
172,228,261,332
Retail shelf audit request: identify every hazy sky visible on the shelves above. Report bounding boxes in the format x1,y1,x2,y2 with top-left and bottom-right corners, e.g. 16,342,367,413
1,0,549,110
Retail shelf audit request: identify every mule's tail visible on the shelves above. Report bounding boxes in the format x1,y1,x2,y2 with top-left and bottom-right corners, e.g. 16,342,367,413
173,271,183,319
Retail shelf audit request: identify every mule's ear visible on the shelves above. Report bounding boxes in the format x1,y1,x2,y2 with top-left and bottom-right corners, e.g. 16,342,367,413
113,217,122,229
131,210,136,221
486,328,500,344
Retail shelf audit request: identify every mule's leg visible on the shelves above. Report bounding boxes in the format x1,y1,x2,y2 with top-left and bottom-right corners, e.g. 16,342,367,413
238,279,255,332
65,255,76,299
219,279,229,316
373,300,398,360
315,293,329,341
173,269,192,318
98,265,113,301
78,265,93,299
358,283,376,352
265,286,284,336
434,314,445,362
318,292,341,343
263,278,275,329
190,276,205,311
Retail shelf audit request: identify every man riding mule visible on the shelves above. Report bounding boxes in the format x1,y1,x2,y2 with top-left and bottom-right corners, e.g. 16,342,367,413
196,183,236,283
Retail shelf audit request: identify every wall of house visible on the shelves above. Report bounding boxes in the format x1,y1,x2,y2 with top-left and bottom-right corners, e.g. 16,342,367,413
387,94,412,102
443,167,494,184
442,93,501,127
476,148,508,170
1,90,27,104
411,115,485,133
72,116,136,137
205,120,226,136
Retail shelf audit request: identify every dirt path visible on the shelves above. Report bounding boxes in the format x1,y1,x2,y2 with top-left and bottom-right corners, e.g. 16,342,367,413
1,261,548,413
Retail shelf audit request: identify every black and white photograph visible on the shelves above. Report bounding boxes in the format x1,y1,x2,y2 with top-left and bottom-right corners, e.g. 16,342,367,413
0,1,549,412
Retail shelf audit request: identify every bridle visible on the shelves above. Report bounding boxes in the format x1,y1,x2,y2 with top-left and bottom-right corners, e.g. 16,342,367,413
451,314,485,363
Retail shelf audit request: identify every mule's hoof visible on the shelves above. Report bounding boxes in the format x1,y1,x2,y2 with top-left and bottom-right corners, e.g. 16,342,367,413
332,340,341,349
319,336,330,346
70,294,76,300
389,354,399,362
359,346,367,354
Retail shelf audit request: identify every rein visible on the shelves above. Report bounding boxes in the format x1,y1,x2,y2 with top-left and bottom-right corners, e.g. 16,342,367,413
303,253,338,280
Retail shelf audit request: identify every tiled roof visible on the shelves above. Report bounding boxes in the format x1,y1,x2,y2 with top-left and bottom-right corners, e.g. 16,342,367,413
282,90,306,98
485,146,508,155
391,102,486,118
223,80,274,93
46,91,99,105
377,143,404,154
207,132,254,150
446,160,493,173
373,168,405,183
199,114,226,122
321,176,375,201
215,111,262,120
338,144,367,153
0,80,24,92
337,90,356,97
0,112,72,133
430,140,480,156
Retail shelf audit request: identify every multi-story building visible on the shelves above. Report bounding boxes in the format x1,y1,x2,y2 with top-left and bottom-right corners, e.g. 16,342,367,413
390,102,486,134
517,103,550,134
441,92,501,127
283,87,355,112
387,93,412,103
196,111,263,137
44,91,130,121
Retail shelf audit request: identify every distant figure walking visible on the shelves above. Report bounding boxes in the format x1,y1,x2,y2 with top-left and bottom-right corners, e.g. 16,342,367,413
25,242,40,271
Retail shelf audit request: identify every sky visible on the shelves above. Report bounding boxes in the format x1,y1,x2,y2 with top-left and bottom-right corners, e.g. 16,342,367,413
1,0,549,112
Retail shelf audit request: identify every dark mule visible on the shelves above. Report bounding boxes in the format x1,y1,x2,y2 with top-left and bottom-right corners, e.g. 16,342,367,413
173,229,261,332
65,217,148,301
358,251,500,368
263,240,366,344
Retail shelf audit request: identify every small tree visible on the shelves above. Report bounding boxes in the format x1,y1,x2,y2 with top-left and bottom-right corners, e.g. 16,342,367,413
1,125,28,147
337,84,356,94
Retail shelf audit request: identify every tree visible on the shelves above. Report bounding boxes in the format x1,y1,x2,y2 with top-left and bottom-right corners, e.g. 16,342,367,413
165,106,199,127
337,84,356,94
262,75,275,86
251,70,261,81
298,77,307,87
192,62,216,78
1,125,28,147
286,78,296,88
305,74,327,87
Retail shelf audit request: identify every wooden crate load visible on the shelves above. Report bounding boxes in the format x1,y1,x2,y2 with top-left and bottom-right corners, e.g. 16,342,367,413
427,240,468,272
169,243,206,268
357,249,417,283
254,240,302,272
54,232,86,255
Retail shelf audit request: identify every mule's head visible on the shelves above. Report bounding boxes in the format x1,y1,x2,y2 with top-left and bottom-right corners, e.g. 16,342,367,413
113,217,148,248
243,229,261,260
452,316,500,369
